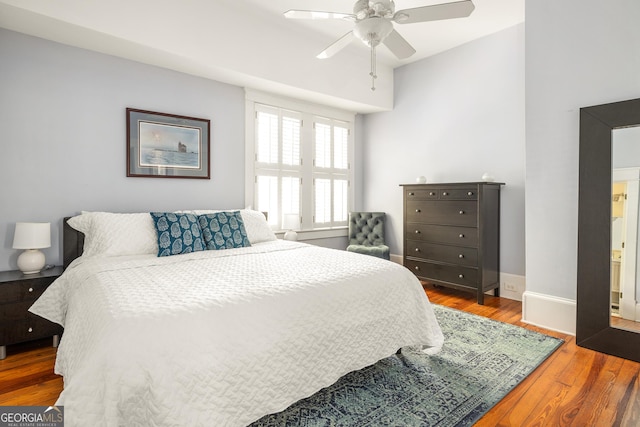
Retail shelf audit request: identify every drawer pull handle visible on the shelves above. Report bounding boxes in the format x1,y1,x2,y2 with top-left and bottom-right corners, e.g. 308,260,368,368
468,191,473,196
459,234,465,238
429,192,436,196
414,266,420,271
459,210,465,215
458,274,464,279
408,192,415,196
415,248,420,252
28,287,33,293
415,230,421,234
459,254,464,258
443,192,449,196
415,209,421,213
28,327,33,333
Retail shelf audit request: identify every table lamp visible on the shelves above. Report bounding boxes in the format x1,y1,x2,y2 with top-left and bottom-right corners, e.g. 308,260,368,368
13,222,51,274
282,214,299,241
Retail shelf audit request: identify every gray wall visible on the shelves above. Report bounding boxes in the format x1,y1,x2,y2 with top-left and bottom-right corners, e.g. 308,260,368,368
0,29,246,270
361,24,525,276
525,0,640,300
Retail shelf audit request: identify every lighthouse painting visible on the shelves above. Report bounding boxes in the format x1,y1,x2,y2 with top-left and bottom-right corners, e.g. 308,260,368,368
127,108,210,179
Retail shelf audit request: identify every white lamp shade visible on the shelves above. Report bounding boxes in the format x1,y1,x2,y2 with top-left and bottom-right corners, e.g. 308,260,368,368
282,214,299,231
13,222,51,249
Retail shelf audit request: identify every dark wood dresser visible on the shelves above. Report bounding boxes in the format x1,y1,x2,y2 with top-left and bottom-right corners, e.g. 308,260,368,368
0,266,63,359
401,182,503,304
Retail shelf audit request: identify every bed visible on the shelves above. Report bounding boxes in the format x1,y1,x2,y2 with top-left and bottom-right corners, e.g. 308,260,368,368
30,210,444,427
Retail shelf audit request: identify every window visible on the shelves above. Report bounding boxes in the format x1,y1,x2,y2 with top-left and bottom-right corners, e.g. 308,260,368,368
246,91,354,235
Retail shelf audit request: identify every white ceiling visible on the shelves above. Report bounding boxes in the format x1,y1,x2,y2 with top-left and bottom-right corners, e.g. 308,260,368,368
244,0,524,66
0,0,524,112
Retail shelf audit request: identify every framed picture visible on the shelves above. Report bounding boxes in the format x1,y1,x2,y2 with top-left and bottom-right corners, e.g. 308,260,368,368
127,108,210,179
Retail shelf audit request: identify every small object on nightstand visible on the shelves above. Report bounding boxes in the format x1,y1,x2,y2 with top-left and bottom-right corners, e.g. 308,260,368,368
12,222,51,274
0,266,63,359
416,176,427,184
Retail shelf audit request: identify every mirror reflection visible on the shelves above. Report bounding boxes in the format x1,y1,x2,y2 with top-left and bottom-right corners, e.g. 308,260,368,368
611,126,640,333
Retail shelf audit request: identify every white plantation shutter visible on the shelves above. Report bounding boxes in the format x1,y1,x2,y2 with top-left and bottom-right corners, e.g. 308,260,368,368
256,175,279,227
282,176,300,217
314,178,332,224
334,126,349,170
333,179,348,223
249,96,353,233
282,116,301,166
314,123,331,169
313,118,350,227
256,111,278,164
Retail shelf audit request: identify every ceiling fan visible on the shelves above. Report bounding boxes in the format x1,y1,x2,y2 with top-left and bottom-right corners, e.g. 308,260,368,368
284,0,475,90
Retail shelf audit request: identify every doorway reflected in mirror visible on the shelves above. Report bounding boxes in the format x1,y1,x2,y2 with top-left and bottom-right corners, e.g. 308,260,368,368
611,127,640,333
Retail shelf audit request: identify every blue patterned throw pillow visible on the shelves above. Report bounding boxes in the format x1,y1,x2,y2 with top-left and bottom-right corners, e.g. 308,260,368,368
198,211,251,250
150,212,205,257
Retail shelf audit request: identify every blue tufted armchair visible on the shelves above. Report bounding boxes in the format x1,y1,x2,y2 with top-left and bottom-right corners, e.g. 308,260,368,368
346,212,390,260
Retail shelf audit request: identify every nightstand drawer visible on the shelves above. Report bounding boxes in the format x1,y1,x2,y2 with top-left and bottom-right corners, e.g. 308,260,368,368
1,267,64,352
406,241,478,266
406,200,477,226
0,315,62,344
0,301,37,320
0,279,53,304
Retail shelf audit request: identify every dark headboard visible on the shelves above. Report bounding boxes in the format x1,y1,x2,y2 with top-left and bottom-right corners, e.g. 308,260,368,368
63,217,84,269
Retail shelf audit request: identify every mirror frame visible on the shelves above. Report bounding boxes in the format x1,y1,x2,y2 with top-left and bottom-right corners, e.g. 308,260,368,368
577,97,640,362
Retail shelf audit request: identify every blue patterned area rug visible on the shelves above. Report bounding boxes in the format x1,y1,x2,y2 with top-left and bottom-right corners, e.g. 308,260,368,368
251,304,564,427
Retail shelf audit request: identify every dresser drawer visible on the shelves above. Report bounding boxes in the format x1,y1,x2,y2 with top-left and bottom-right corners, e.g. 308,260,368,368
406,240,478,266
405,189,439,200
0,279,52,304
405,259,478,287
407,200,477,226
406,224,478,247
0,314,62,344
439,188,478,200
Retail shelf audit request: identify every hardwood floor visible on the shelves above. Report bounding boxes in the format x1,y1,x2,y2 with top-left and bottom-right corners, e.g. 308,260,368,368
0,283,638,426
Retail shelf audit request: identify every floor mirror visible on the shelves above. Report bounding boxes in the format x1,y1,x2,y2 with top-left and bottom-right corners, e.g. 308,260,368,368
577,97,640,362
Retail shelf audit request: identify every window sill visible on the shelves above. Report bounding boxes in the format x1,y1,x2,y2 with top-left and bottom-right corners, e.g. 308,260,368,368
276,227,348,241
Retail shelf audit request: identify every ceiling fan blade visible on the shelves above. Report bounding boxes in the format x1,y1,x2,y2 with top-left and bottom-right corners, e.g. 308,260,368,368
383,29,416,59
394,0,475,25
284,10,355,20
317,31,355,59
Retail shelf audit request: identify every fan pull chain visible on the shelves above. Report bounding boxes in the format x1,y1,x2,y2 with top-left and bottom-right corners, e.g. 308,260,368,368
370,44,377,91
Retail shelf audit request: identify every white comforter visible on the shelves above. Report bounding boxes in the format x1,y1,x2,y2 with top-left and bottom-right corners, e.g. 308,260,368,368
30,240,444,427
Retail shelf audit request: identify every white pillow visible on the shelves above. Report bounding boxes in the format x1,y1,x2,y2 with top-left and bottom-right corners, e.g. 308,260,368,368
67,212,158,256
188,209,277,244
239,209,277,244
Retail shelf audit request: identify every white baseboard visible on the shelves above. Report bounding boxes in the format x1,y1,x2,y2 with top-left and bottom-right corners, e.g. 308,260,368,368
499,272,525,302
390,253,403,265
522,291,576,335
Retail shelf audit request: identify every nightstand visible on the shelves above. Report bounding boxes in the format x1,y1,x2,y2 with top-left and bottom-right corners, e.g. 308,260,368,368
0,266,64,359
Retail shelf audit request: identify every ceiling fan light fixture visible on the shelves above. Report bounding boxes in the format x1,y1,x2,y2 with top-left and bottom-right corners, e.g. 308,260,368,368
354,17,393,47
284,0,476,91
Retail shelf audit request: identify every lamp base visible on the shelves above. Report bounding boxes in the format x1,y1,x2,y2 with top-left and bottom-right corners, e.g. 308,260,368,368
17,249,45,274
283,230,298,241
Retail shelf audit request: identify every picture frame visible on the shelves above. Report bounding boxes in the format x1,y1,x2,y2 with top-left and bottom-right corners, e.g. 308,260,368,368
126,108,210,179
